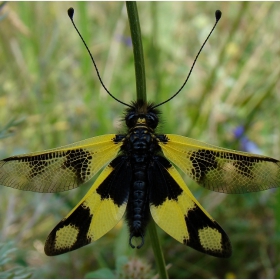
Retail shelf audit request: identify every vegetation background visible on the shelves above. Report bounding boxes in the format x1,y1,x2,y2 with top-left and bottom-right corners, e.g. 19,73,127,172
0,1,280,278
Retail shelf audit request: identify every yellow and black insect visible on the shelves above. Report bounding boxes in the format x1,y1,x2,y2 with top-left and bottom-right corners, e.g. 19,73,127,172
1,8,280,258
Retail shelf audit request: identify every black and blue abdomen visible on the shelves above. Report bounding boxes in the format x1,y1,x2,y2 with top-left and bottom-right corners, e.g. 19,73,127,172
121,126,158,248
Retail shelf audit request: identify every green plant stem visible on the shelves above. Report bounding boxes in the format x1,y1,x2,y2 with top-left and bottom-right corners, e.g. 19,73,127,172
148,220,169,279
126,1,146,102
126,2,168,278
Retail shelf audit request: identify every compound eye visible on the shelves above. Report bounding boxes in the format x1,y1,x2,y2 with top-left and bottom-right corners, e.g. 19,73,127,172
125,113,137,128
146,113,158,129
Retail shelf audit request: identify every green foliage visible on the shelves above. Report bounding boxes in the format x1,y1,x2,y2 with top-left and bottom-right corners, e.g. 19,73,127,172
0,242,33,278
85,268,116,279
0,1,280,278
0,118,24,140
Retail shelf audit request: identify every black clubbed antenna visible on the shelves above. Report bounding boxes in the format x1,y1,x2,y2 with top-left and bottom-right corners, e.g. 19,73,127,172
67,8,133,108
151,10,222,110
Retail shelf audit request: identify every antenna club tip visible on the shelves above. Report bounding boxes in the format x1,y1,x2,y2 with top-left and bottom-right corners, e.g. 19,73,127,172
215,10,222,21
68,7,74,19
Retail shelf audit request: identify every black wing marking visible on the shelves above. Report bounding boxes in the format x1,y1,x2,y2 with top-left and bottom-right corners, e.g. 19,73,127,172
148,156,231,258
44,156,131,256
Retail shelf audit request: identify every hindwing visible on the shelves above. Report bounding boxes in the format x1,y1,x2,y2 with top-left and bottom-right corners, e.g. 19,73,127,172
159,134,280,194
44,155,131,256
0,134,121,192
149,156,231,258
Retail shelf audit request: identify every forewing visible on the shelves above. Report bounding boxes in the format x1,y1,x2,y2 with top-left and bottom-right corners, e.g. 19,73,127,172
44,155,131,256
0,134,122,192
149,156,231,258
159,134,280,194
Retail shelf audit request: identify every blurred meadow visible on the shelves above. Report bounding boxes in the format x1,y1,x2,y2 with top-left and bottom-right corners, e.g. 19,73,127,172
0,1,280,278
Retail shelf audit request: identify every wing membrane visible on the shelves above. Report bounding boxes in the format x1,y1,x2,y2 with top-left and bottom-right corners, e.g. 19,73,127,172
44,155,131,256
0,134,121,192
149,156,231,258
159,134,280,194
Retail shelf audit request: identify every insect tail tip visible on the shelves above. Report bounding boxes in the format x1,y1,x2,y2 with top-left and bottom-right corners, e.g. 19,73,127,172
129,235,136,249
129,233,145,249
136,238,144,249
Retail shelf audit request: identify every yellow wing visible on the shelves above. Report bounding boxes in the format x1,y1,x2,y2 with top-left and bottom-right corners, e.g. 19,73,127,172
0,134,122,192
149,156,231,257
159,134,280,194
45,155,130,256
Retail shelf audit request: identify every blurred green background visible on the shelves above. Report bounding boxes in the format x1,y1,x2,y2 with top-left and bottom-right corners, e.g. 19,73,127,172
0,1,280,278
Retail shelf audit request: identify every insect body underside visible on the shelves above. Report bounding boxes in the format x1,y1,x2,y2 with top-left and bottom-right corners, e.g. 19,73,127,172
117,120,163,248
